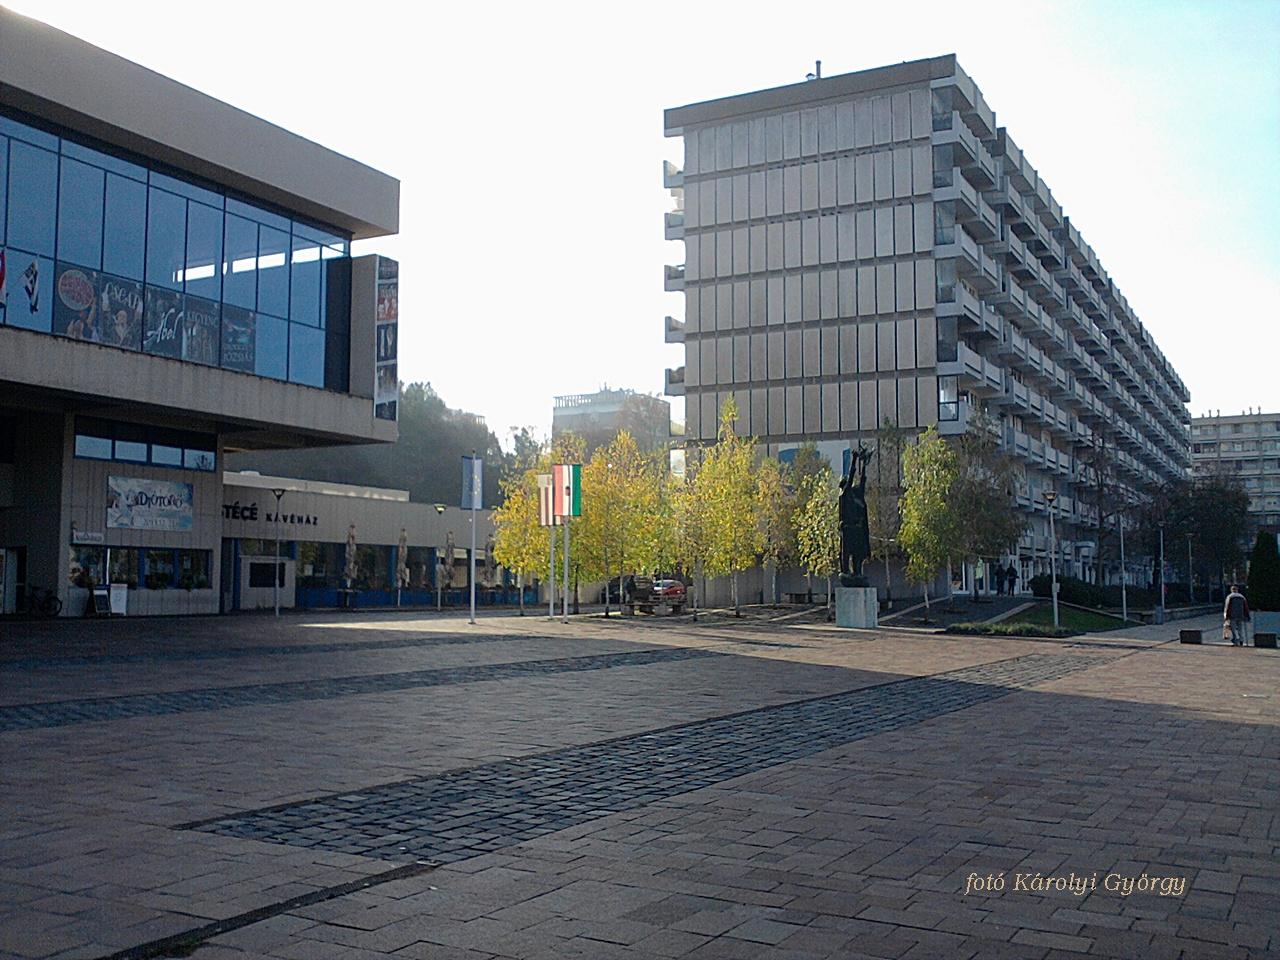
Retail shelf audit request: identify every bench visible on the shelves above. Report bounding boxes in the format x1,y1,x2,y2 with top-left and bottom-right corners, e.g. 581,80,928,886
620,601,685,616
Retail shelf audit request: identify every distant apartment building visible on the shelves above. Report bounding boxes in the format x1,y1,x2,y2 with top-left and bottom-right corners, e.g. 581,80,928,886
552,388,671,454
1192,411,1280,533
662,55,1190,584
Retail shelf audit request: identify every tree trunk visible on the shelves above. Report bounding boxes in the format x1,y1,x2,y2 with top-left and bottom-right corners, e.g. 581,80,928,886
732,570,740,617
518,572,524,616
923,581,931,618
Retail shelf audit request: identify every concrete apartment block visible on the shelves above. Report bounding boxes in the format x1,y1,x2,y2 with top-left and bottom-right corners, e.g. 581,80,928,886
663,55,1190,585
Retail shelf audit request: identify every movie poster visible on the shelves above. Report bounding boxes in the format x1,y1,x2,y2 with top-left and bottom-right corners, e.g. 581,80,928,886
99,276,144,351
221,304,256,372
181,295,220,366
143,286,183,358
52,264,102,341
52,265,144,351
374,256,399,421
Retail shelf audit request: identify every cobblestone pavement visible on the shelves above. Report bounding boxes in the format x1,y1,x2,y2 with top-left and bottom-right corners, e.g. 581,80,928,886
1,609,1277,960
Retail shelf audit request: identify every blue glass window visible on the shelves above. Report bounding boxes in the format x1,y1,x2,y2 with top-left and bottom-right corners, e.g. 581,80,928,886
223,215,257,310
184,201,222,301
0,137,8,244
290,233,321,326
0,116,58,151
255,313,288,379
146,188,186,291
62,139,146,182
150,170,221,209
103,173,146,281
7,140,58,257
57,157,105,270
257,226,289,317
227,197,288,232
288,321,324,387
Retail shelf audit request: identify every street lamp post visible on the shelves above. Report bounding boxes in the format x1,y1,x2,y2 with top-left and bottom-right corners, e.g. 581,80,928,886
271,488,285,617
1118,503,1128,623
1044,491,1059,628
1186,533,1194,604
1158,521,1166,622
433,504,445,613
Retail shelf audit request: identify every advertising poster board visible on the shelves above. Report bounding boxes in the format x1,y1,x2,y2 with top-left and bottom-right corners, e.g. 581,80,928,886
374,257,398,421
221,304,256,372
106,476,194,531
181,295,220,365
52,264,144,350
143,286,183,357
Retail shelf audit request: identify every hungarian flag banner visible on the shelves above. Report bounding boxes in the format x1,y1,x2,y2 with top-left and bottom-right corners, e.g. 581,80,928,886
552,463,581,518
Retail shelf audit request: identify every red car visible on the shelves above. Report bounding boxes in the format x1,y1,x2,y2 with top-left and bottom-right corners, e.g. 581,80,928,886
654,579,687,602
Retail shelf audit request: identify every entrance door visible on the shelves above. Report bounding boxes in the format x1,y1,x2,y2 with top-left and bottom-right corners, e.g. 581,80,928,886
220,539,236,613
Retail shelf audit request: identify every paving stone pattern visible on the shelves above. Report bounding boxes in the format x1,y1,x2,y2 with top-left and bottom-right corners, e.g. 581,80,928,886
0,647,719,732
191,653,1110,866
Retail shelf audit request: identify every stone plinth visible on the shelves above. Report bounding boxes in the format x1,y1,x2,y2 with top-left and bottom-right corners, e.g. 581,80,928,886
836,587,878,630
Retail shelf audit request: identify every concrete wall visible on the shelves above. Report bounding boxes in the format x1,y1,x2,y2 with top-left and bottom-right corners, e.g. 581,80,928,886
0,410,65,597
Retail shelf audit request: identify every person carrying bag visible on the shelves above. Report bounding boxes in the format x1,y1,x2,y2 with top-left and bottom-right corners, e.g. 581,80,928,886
1224,585,1251,646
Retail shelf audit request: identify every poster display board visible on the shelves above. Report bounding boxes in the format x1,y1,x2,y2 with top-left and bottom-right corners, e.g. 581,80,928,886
375,257,398,421
106,476,194,531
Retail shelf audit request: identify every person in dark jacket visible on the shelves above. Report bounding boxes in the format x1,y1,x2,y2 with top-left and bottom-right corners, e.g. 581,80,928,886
1224,585,1251,646
1006,563,1019,596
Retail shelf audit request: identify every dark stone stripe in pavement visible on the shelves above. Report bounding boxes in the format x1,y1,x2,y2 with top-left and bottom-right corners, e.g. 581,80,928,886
0,648,720,731
3,631,528,672
92,860,438,960
190,653,1110,865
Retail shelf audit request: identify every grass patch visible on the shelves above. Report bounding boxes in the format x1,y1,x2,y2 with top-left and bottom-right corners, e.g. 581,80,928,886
1015,602,1136,633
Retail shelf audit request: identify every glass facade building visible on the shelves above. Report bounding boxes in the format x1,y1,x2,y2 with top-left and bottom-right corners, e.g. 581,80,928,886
0,111,351,389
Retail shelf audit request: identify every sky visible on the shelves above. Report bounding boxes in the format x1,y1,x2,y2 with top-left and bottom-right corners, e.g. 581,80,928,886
9,0,1279,444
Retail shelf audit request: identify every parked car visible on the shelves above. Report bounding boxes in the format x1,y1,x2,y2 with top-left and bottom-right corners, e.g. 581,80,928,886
653,579,687,602
600,576,653,604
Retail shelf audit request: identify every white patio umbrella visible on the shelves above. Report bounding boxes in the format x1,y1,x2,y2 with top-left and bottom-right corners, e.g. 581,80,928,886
396,527,409,606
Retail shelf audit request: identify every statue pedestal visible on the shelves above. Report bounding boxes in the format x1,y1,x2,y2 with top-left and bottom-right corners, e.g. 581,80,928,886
836,587,878,630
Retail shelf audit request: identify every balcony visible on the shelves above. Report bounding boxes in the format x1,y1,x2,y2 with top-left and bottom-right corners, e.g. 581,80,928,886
664,366,685,397
664,315,685,343
663,160,683,189
664,263,685,292
664,210,684,241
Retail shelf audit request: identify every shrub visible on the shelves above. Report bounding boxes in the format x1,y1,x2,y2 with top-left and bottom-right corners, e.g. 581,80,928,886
946,621,1071,638
1027,574,1154,609
1246,531,1280,611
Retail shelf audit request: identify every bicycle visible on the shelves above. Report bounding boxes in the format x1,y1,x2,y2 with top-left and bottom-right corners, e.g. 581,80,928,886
20,585,63,617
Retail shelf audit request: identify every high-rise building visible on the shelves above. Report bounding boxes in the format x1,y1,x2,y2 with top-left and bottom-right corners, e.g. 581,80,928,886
662,55,1190,583
0,9,401,615
552,387,672,454
1192,411,1280,534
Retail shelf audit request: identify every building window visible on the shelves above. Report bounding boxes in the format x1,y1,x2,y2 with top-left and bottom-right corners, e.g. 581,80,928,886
1,109,352,389
939,376,959,421
73,416,216,472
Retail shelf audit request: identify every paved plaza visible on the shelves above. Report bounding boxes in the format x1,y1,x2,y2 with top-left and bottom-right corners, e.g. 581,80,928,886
1,607,1277,959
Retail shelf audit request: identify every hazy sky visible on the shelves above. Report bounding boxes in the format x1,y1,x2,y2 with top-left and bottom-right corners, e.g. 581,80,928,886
10,0,1279,442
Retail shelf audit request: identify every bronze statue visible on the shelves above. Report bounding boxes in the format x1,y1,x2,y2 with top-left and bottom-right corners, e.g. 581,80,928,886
839,444,874,587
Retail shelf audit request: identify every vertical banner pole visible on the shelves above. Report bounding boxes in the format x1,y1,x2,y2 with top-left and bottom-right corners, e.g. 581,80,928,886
562,517,570,623
549,525,555,620
469,452,478,625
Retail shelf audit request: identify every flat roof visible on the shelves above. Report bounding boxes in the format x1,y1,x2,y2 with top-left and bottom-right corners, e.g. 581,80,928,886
225,471,410,502
664,55,957,134
0,6,399,239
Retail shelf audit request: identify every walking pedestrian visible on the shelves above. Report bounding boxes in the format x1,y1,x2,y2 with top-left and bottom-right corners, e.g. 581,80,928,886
1006,562,1019,596
1224,584,1250,646
995,563,1007,596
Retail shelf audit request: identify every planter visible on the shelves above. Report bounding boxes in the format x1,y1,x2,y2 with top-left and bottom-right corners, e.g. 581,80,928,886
1179,629,1201,645
1255,633,1277,649
1252,610,1280,636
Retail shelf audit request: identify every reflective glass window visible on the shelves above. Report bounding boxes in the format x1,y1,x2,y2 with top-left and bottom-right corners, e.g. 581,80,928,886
7,140,58,257
184,448,216,472
150,170,221,208
223,215,257,310
57,157,105,269
4,252,54,332
68,546,104,588
61,139,146,182
103,173,146,280
290,234,321,326
115,438,148,462
255,313,288,379
145,188,185,291
109,548,139,589
288,321,324,387
0,137,8,244
184,201,223,301
151,443,182,466
74,433,113,459
257,226,290,317
144,549,175,589
0,116,58,151
226,196,289,232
